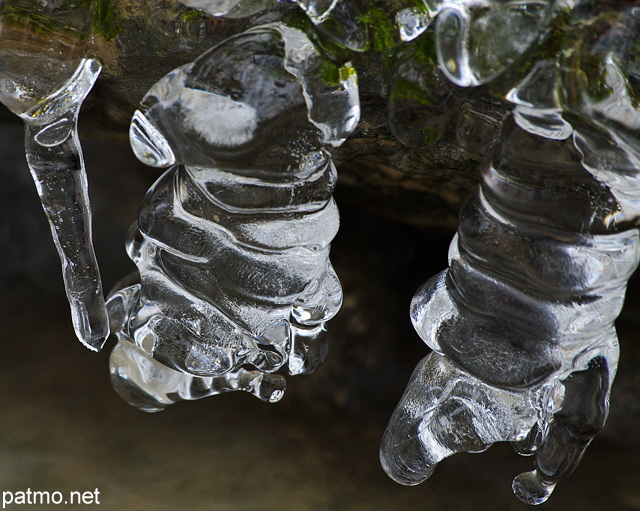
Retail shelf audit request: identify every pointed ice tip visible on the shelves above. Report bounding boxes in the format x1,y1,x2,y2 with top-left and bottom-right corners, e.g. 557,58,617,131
379,431,436,486
130,110,176,168
252,374,286,403
110,368,168,413
512,470,556,505
70,299,110,352
76,324,110,352
78,332,108,352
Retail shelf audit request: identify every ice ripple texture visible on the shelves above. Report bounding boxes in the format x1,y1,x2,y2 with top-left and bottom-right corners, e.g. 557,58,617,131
107,23,359,411
381,1,640,505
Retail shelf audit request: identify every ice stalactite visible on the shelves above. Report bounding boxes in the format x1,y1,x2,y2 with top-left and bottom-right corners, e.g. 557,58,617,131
0,1,108,350
381,0,640,504
106,23,359,411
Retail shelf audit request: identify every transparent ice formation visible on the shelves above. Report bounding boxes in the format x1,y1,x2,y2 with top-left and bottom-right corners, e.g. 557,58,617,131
387,31,461,149
177,0,338,23
312,0,368,52
176,0,272,18
107,23,359,411
177,0,368,51
436,0,553,87
396,1,443,42
0,1,109,350
381,1,640,504
293,0,339,24
396,8,431,42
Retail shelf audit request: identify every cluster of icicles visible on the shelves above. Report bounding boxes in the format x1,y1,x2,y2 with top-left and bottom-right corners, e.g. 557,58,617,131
2,0,639,505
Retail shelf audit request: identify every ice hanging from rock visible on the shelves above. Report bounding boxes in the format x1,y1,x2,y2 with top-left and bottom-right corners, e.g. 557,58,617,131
176,0,369,52
176,0,337,22
176,0,271,18
107,23,359,411
381,1,640,505
0,1,108,350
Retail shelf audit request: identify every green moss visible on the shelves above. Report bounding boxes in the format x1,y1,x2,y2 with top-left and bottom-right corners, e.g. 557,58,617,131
420,125,439,146
410,31,436,65
180,9,205,23
317,59,341,86
92,0,119,40
340,63,358,83
391,77,431,106
317,58,357,87
403,0,430,11
281,7,351,62
0,5,85,38
357,4,396,52
387,31,438,106
0,0,120,41
574,51,612,104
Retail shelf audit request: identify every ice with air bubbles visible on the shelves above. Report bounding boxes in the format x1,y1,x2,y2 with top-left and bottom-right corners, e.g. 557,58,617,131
0,1,109,351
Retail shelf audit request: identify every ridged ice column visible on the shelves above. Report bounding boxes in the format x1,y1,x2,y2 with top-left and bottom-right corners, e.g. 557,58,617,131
381,1,640,504
107,23,359,411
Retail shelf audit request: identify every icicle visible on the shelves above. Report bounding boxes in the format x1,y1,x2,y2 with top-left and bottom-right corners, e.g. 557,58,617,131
0,2,108,350
107,23,359,411
381,1,640,504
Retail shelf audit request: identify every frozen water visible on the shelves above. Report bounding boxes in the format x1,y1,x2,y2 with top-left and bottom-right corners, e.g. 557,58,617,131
21,60,108,351
436,1,552,86
293,0,339,24
107,23,359,410
177,0,271,18
178,0,339,24
387,35,461,149
381,352,560,485
177,0,367,51
382,2,640,505
0,4,108,350
310,0,369,52
109,325,287,412
396,7,433,42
